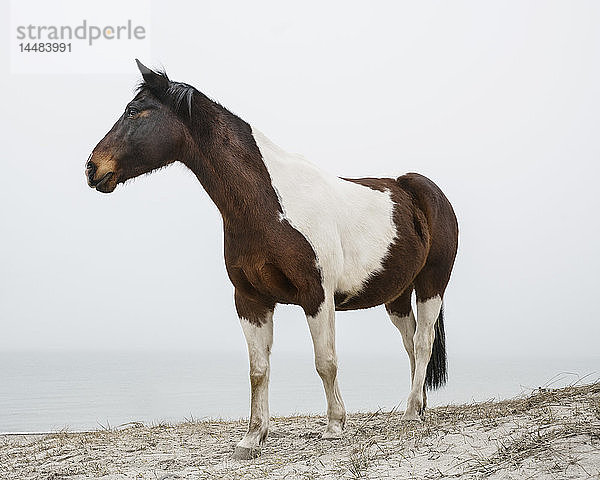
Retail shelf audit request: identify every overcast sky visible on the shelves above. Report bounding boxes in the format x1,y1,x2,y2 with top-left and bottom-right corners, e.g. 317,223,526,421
1,1,599,360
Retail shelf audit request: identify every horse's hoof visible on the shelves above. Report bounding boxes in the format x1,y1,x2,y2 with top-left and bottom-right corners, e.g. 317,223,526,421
322,423,343,440
322,430,342,440
232,445,260,460
401,411,423,422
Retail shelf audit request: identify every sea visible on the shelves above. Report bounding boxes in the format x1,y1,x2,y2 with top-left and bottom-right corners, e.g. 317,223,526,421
0,351,598,433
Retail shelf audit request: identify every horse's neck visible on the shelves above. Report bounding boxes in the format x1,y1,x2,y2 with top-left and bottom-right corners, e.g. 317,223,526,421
183,111,283,225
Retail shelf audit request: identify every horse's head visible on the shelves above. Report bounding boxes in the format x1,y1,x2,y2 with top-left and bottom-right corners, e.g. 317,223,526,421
86,60,194,193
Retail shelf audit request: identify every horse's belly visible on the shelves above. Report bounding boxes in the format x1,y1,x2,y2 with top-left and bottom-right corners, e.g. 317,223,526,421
333,273,413,311
333,240,425,311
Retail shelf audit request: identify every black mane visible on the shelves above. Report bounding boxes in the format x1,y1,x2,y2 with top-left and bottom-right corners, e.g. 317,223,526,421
137,69,195,118
136,68,245,135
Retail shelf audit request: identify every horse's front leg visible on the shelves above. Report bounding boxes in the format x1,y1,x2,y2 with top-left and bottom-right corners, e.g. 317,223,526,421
233,291,274,460
306,298,346,439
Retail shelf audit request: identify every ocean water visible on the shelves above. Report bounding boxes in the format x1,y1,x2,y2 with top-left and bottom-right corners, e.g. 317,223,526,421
0,351,598,433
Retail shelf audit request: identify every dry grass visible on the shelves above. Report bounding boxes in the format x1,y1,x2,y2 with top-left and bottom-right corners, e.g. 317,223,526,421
1,383,599,479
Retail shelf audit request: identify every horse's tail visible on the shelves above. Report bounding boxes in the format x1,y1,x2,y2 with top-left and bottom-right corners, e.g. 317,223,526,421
425,302,447,390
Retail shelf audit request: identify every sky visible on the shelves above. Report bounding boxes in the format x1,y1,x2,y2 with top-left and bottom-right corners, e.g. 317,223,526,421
1,1,599,360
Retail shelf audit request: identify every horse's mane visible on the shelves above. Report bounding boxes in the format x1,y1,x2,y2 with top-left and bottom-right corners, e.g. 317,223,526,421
137,69,195,118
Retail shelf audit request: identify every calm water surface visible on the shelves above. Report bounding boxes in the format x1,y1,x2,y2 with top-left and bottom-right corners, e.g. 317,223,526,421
1,351,598,432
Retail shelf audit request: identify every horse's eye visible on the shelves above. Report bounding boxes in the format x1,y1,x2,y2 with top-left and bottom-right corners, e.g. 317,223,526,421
126,107,139,118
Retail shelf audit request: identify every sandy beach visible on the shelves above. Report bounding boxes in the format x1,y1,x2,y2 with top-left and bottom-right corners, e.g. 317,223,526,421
1,383,598,479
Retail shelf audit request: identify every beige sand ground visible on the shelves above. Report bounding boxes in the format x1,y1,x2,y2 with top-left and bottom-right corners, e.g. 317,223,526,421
1,383,599,479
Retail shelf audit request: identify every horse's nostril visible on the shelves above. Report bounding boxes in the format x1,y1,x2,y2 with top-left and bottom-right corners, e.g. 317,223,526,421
86,160,96,176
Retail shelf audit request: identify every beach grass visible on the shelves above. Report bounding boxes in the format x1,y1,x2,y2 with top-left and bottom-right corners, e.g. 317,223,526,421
1,382,599,479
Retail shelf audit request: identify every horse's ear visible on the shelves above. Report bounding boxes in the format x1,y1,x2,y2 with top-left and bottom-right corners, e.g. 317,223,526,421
135,59,169,94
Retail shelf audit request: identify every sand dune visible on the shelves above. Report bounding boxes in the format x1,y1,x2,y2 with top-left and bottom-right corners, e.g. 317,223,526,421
1,383,598,479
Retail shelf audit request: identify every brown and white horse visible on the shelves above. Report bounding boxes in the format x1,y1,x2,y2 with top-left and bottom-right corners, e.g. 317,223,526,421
86,60,459,459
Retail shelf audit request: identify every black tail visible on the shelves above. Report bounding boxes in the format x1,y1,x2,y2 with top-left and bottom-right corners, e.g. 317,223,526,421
425,304,447,390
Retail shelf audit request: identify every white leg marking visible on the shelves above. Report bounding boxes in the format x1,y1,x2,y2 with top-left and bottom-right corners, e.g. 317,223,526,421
403,295,442,421
235,312,273,458
306,298,346,439
389,310,417,384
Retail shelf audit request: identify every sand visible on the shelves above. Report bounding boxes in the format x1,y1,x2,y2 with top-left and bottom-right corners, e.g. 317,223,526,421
1,383,599,479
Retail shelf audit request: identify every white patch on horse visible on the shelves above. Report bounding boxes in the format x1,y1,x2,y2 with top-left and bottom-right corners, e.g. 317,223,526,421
252,128,397,296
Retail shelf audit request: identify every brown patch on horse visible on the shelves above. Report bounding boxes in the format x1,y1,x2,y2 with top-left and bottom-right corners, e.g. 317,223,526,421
194,115,325,320
335,173,457,309
234,290,274,327
385,286,413,317
333,177,429,310
395,173,459,302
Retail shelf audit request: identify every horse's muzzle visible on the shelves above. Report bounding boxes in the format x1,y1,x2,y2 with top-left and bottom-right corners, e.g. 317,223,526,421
86,157,115,193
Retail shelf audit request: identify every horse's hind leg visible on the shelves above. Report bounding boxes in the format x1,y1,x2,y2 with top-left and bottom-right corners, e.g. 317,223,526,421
386,288,416,390
403,262,450,421
403,294,442,420
394,172,457,421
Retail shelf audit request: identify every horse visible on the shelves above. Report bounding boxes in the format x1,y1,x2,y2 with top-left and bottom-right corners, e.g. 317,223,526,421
86,60,459,459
